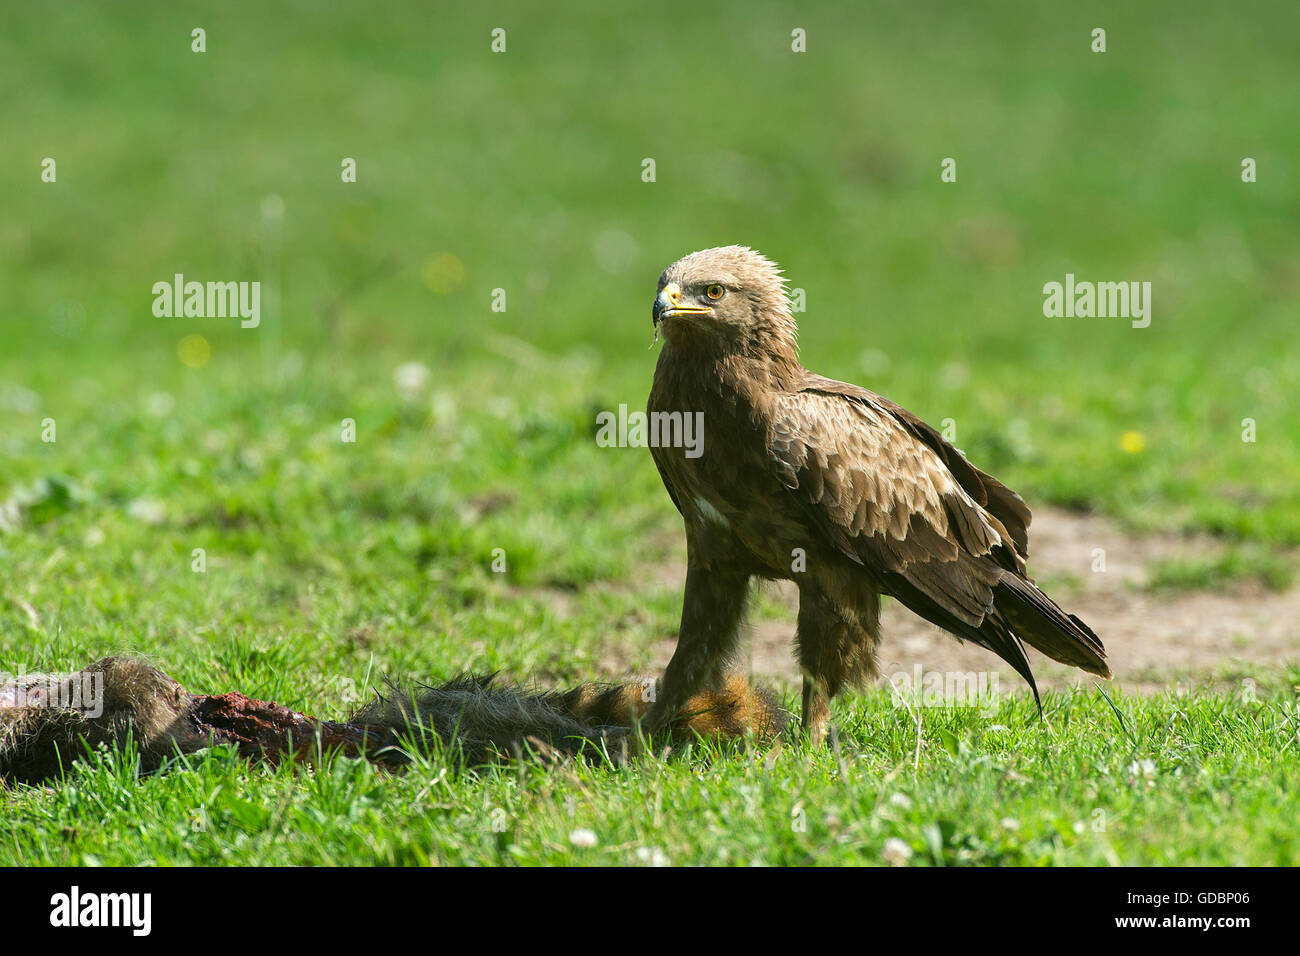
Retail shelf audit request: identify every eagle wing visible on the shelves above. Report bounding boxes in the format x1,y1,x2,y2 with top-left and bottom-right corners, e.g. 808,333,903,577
767,375,1108,696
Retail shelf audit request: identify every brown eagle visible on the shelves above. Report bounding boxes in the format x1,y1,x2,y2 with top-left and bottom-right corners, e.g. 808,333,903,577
643,245,1109,744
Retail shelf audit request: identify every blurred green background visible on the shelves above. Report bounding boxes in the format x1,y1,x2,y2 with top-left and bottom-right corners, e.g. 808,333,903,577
1,0,1297,689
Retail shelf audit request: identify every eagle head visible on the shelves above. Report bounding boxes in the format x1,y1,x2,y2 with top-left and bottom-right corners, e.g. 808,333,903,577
652,245,797,354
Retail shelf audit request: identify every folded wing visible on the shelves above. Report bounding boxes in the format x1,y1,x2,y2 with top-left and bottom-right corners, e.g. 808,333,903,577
767,376,1109,701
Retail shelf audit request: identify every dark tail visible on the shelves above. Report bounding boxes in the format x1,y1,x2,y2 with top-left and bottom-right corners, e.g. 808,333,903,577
993,576,1110,679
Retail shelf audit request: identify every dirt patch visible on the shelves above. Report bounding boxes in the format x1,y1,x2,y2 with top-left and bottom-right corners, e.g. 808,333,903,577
632,507,1300,695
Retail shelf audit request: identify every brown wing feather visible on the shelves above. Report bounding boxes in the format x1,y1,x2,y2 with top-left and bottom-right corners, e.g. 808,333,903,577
767,380,1108,688
797,374,1032,567
768,387,1008,606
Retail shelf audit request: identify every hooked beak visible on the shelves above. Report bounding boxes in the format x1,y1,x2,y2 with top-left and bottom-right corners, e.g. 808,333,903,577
652,282,713,326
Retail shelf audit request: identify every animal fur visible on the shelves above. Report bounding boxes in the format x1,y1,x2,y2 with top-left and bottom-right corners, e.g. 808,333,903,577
0,657,783,786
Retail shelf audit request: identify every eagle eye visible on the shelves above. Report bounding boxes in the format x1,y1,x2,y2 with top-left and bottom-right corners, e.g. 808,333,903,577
704,284,726,301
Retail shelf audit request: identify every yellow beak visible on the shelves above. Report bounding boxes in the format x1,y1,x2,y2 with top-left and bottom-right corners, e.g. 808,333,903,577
653,283,712,325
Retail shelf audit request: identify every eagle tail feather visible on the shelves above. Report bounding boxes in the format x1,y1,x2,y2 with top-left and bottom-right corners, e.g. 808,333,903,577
994,576,1111,679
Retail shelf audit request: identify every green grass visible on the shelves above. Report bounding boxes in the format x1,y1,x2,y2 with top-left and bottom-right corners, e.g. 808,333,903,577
1,0,1298,865
4,687,1299,866
1146,545,1296,593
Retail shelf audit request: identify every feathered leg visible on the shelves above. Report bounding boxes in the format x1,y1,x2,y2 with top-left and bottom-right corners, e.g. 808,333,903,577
644,562,750,736
796,581,881,746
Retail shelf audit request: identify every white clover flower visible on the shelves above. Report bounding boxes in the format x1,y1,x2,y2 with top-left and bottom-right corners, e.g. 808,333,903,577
883,838,913,866
394,362,432,400
635,846,669,867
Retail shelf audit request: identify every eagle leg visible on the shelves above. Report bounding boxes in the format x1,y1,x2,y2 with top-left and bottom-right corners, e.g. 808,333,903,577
795,581,882,747
644,564,750,737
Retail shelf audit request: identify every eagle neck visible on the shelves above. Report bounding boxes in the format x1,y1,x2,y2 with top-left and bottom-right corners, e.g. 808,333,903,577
654,345,801,418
